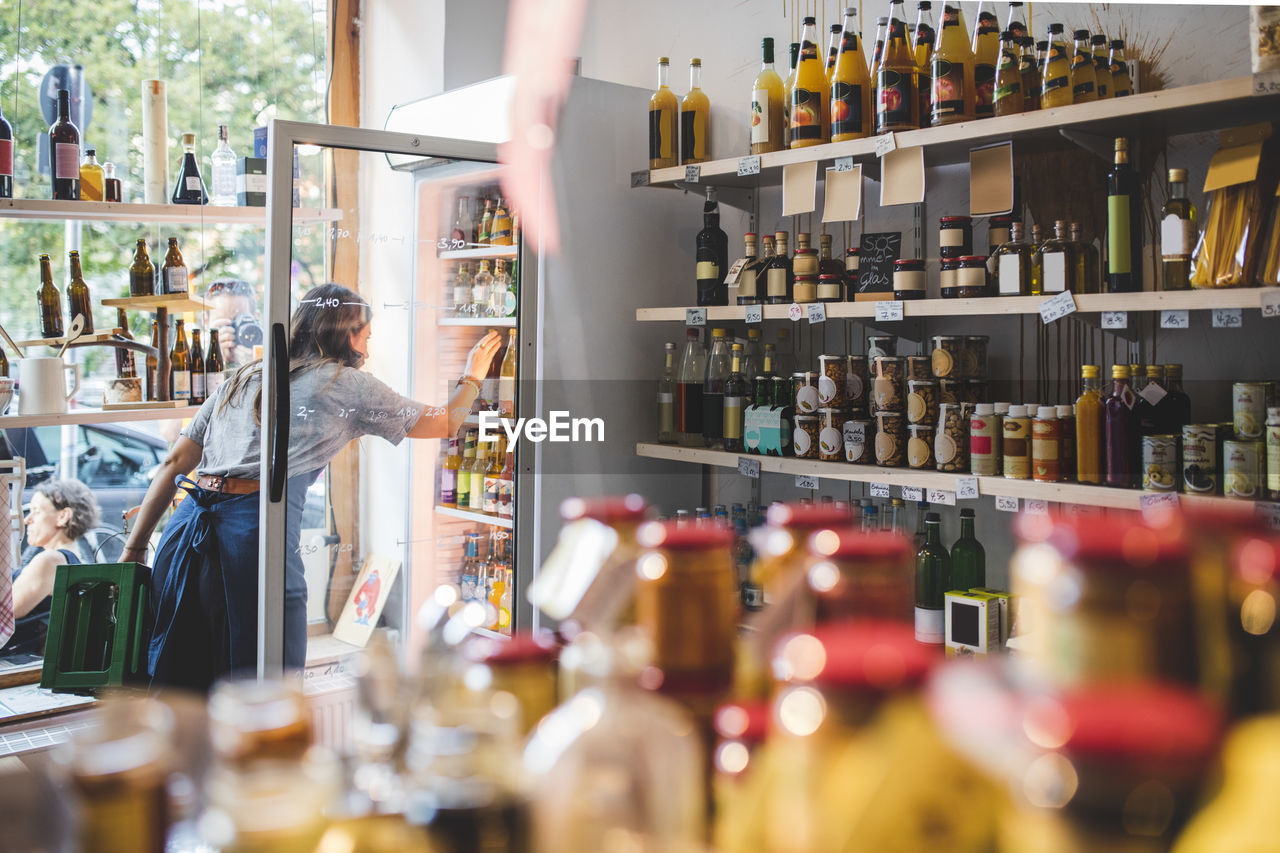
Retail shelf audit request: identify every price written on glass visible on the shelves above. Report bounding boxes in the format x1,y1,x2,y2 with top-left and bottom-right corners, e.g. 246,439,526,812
744,304,764,324
1025,499,1050,515
737,155,761,176
806,303,827,324
738,456,761,479
1212,308,1243,328
685,165,701,183
1101,311,1128,330
795,474,819,489
927,489,956,506
1161,310,1190,329
955,477,980,500
435,238,468,250
1039,291,1077,324
901,486,924,502
870,482,890,498
995,495,1020,512
686,308,706,327
875,301,904,322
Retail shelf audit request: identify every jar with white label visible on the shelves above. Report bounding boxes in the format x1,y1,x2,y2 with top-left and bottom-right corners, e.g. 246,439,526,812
970,403,1000,475
844,418,872,464
1224,440,1263,499
892,259,927,300
1003,404,1032,479
956,256,988,298
1182,424,1219,494
818,408,850,461
794,414,820,459
938,216,973,260
1032,406,1060,482
793,372,820,414
817,273,844,302
1266,408,1280,501
1234,382,1268,440
818,355,848,408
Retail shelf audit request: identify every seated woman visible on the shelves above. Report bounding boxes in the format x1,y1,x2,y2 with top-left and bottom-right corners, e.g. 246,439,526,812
2,480,100,657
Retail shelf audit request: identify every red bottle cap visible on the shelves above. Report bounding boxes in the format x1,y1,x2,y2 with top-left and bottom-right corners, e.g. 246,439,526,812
559,494,648,523
636,520,734,550
766,502,854,530
807,528,913,562
775,621,936,691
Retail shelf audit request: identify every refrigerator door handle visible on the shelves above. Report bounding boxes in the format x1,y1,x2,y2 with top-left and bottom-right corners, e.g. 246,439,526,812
268,322,289,502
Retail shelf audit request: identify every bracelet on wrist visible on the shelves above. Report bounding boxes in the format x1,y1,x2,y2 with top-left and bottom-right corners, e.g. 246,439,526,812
458,377,481,394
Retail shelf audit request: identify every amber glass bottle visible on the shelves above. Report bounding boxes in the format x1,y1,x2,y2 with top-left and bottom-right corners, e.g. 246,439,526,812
66,250,93,333
876,0,920,133
37,254,64,338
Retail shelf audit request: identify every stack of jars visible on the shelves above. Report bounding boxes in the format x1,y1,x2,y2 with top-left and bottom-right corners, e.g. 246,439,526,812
790,350,872,463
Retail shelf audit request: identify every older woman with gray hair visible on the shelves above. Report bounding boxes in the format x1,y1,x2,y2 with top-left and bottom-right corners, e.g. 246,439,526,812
1,479,100,656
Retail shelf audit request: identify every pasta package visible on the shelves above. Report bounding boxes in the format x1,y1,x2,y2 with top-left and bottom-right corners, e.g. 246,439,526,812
1191,124,1280,289
1261,185,1280,286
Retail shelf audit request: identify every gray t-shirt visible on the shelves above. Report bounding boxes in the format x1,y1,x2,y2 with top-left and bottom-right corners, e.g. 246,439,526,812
182,362,425,479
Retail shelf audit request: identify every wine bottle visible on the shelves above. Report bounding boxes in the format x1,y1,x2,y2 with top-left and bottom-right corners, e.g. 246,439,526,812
171,132,208,204
38,254,65,338
49,89,81,200
1107,137,1142,293
695,187,729,306
162,237,189,294
130,238,156,296
67,250,93,333
949,508,985,590
0,99,12,198
206,329,226,397
190,328,207,404
914,512,951,645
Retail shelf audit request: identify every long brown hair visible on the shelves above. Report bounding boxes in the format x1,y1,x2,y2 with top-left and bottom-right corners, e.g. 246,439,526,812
218,283,372,421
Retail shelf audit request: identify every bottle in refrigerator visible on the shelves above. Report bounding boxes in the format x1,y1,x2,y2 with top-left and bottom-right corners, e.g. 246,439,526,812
492,259,517,317
657,342,678,444
703,328,731,449
791,17,828,147
1109,40,1132,96
1161,168,1195,291
478,198,494,244
915,512,951,645
931,4,976,126
498,443,515,518
48,89,80,200
66,250,93,334
171,132,208,205
695,187,729,306
472,261,493,319
79,148,104,201
457,435,476,509
1092,34,1113,98
650,58,678,169
452,262,474,317
490,200,513,245
1105,365,1137,487
877,0,920,133
913,2,936,127
677,329,706,447
950,508,985,591
37,254,64,339
482,329,505,410
971,1,1000,117
440,439,461,508
751,38,785,155
1041,24,1073,109
210,125,237,206
681,58,710,164
469,442,489,512
723,343,748,453
498,329,518,418
484,436,505,515
1107,137,1142,293
451,195,474,244
460,532,480,599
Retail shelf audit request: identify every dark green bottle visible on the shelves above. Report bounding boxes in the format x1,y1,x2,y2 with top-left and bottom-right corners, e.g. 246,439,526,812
37,253,64,338
723,343,748,452
950,508,986,591
914,511,951,646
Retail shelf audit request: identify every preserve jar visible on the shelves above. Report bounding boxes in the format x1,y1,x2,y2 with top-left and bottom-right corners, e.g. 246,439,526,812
963,335,989,378
793,273,817,303
956,256,988,297
905,355,932,381
844,355,869,413
818,355,848,408
817,408,850,461
939,259,961,298
793,371,820,414
892,259,926,300
987,215,1014,253
936,402,970,473
938,215,973,259
872,356,906,413
866,334,897,361
907,424,936,469
930,335,964,379
906,379,939,425
793,414,820,458
817,273,844,302
875,411,906,467
1031,406,1060,483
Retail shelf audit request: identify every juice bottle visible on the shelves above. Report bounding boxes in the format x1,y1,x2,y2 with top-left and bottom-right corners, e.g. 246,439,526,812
992,29,1024,116
750,38,786,155
1018,37,1040,110
1109,39,1132,97
1005,1,1028,39
1092,34,1113,99
824,23,842,140
1041,23,1073,109
784,42,800,148
456,435,476,509
440,439,461,508
1104,365,1137,488
970,1,1000,117
1069,29,1098,103
871,16,889,80
831,6,874,142
931,4,976,126
680,58,710,164
790,17,829,148
876,0,920,133
913,2,936,135
648,58,678,169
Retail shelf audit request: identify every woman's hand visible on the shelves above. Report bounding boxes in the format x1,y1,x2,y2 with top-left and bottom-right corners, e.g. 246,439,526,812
120,545,148,565
464,330,505,382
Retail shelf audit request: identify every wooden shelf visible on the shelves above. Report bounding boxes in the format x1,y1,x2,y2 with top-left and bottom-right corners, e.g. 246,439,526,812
15,329,126,348
0,405,199,429
0,198,343,225
644,76,1280,188
636,288,1280,321
438,245,519,260
636,442,1279,514
438,316,517,327
102,294,210,313
434,505,514,529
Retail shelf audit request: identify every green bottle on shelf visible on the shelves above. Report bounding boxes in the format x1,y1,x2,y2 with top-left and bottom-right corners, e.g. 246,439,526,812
914,511,951,646
949,508,986,591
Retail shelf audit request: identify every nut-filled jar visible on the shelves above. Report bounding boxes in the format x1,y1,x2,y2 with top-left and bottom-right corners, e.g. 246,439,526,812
867,334,897,361
817,408,850,461
969,403,999,475
962,379,987,406
907,424,936,469
936,402,970,473
1031,406,1061,483
892,259,927,300
1002,404,1032,479
793,414,820,459
938,378,963,405
844,418,872,463
940,259,960,298
938,215,973,260
962,335,989,378
875,411,906,467
906,379,939,425
844,355,869,412
793,371,820,414
817,355,848,408
872,356,906,413
906,355,932,381
1182,424,1219,494
956,256,988,298
1142,435,1179,491
930,335,964,379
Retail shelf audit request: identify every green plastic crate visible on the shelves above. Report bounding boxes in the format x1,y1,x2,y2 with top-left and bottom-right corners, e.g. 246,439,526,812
39,562,149,694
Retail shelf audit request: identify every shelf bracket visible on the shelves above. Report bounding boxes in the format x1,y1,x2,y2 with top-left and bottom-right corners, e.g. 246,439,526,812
671,183,755,213
1058,128,1114,162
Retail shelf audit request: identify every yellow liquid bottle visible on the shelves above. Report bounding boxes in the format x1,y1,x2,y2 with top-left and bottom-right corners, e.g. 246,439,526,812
831,6,874,142
931,4,976,125
823,22,841,141
680,58,710,164
876,0,920,133
1040,23,1073,109
648,57,678,169
1019,36,1040,110
870,16,888,80
751,38,786,155
970,1,1001,117
1005,0,1028,39
913,2,936,135
783,41,800,148
1069,29,1098,103
1075,365,1104,484
1109,38,1132,97
992,29,1024,116
791,17,829,148
79,148,105,202
1091,33,1113,98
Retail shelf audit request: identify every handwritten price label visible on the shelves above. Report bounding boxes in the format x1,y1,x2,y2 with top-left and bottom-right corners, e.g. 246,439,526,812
788,303,805,322
1039,290,1078,324
1262,289,1280,319
928,489,957,506
1161,310,1189,329
875,132,897,158
1254,68,1280,96
901,486,924,502
1101,311,1128,329
723,257,748,286
744,304,764,324
956,477,980,500
834,156,855,172
1256,501,1280,531
870,482,890,498
737,155,761,176
685,308,706,327
996,495,1020,512
1025,499,1050,516
795,474,819,489
685,165,701,183
1140,492,1179,516
1212,308,1242,328
738,457,761,479
806,303,828,324
875,300,905,322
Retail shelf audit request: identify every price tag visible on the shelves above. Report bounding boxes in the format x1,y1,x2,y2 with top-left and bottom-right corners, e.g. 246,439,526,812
723,257,748,286
1139,492,1179,516
806,303,827,324
1212,308,1243,328
1025,499,1049,516
685,165,701,183
1039,290,1078,324
1254,68,1280,96
875,300,905,322
744,304,764,324
795,474,819,489
738,457,761,479
737,155,761,176
1262,289,1280,319
1161,309,1189,329
630,170,650,188
1101,311,1128,330
956,477,980,500
834,156,855,172
996,495,1020,512
1256,501,1280,531
870,482,890,498
1138,382,1167,407
901,486,924,502
685,308,706,327
874,132,897,158
788,302,805,321
927,489,957,506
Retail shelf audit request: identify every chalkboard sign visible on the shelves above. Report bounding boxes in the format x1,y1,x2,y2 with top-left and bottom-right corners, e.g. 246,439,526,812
856,232,902,295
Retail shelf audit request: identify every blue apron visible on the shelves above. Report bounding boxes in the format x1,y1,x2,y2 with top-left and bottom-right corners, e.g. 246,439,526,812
146,471,319,691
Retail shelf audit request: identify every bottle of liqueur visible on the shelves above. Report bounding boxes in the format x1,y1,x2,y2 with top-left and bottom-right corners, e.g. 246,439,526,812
992,29,1024,116
162,237,189,294
1105,365,1137,488
1161,168,1195,291
677,328,706,447
129,238,155,296
723,343,748,453
950,508,985,590
871,17,889,81
0,99,12,198
1041,24,1073,109
931,5,976,126
818,233,845,292
791,18,828,148
469,441,488,513
1070,222,1101,293
736,233,761,304
66,250,93,333
171,132,208,204
765,231,794,304
170,319,192,402
992,221,1033,295
102,162,122,202
680,58,710,164
1018,37,1040,111
783,42,800,147
206,328,225,397
49,89,80,200
703,328,731,449
657,341,678,444
38,254,64,339
146,320,159,401
877,0,920,133
79,148,105,201
1092,34,1113,99
970,1,1001,117
190,329,207,405
1035,220,1074,294
750,39,785,155
1107,137,1142,293
113,309,137,379
742,233,774,305
456,437,476,510
831,7,874,142
1076,365,1104,484
695,187,728,306
210,125,237,206
1005,0,1027,38
478,198,494,244
1109,39,1132,97
440,439,461,508
914,512,951,646
1135,365,1165,437
1070,30,1098,103
497,328,518,417
912,3,936,129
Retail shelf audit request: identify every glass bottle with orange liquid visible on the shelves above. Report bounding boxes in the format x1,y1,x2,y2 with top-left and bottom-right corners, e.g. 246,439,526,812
1092,34,1113,99
823,23,841,140
790,17,829,148
1070,29,1098,103
931,4,976,125
970,1,1001,117
913,2,936,133
648,57,678,169
1075,365,1104,484
871,16,889,79
876,0,920,132
1018,36,1040,110
1041,23,1074,108
992,29,1024,116
680,58,710,164
784,42,800,147
831,6,874,142
751,38,785,155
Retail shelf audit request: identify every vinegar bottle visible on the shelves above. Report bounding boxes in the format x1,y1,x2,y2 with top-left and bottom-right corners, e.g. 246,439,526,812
1107,137,1142,293
931,4,976,126
649,58,678,169
1040,24,1074,108
913,2,936,132
750,38,785,155
790,17,829,148
1070,29,1098,103
680,59,710,164
876,0,920,133
970,1,1001,117
831,6,874,142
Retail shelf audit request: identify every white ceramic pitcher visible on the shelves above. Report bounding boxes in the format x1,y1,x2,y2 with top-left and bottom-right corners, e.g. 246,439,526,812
17,357,81,415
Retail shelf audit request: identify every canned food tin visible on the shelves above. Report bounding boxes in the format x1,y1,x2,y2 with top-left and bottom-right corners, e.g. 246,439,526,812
1181,425,1218,494
930,335,964,379
1268,407,1280,501
1234,382,1268,439
818,355,848,408
908,424,936,469
875,411,906,467
817,408,850,461
793,371,820,414
844,418,872,464
1223,440,1263,499
1142,435,1179,491
845,355,869,412
793,414,820,459
907,379,939,425
867,335,897,361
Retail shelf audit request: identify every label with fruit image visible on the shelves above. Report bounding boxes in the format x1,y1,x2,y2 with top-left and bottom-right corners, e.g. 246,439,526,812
791,87,824,142
931,59,966,119
876,69,913,128
751,89,771,145
830,81,865,138
974,64,996,115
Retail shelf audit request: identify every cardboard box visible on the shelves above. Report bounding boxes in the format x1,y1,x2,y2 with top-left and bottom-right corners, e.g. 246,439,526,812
945,590,1001,657
970,587,1011,649
237,157,267,207
253,126,269,158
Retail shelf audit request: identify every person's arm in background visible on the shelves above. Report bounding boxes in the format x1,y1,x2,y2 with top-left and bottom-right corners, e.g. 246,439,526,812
119,436,203,564
408,330,503,439
11,550,68,618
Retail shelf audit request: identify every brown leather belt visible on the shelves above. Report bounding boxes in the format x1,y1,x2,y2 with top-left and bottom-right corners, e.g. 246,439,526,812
196,474,260,495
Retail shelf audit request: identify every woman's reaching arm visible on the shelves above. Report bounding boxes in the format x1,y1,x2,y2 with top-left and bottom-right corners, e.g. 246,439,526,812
119,436,204,564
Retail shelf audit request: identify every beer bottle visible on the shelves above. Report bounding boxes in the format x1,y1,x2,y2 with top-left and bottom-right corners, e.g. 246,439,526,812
170,319,191,401
206,329,226,397
162,237,188,294
38,254,64,338
146,319,159,400
66,250,93,333
130,238,156,297
190,328,207,404
114,308,137,379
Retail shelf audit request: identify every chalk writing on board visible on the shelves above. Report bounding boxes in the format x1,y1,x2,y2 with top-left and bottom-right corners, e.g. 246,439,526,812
856,232,902,295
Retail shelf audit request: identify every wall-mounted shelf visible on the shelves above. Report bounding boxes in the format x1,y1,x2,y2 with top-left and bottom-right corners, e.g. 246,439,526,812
438,245,519,260
101,294,210,314
0,405,200,429
434,505,513,529
15,329,126,348
0,198,343,225
438,316,517,327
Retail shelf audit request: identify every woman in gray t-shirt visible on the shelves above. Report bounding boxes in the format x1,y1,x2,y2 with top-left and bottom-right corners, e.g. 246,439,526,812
121,283,501,690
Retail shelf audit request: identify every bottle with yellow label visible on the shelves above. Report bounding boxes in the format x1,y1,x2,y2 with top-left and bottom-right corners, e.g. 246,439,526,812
648,58,677,169
751,38,785,155
970,1,1000,117
1069,29,1098,103
877,0,920,133
791,17,829,148
680,58,710,164
930,4,976,125
1040,23,1073,108
831,6,874,142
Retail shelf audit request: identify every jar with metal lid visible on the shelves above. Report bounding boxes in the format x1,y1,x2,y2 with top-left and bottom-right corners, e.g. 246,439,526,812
938,378,963,405
875,411,906,467
806,533,916,623
892,259,927,300
817,355,848,408
817,273,844,302
872,356,905,413
906,379,938,425
956,255,988,297
844,355,868,413
1142,434,1179,491
1057,404,1076,483
792,274,817,303
844,418,872,463
1031,406,1060,482
1224,439,1263,499
936,403,970,473
938,215,973,260
866,334,897,361
963,335,989,378
793,414,821,458
817,408,850,461
939,259,961,298
844,248,860,296
907,424,936,469
793,371,820,414
969,403,999,475
987,215,1015,253
905,355,931,382
793,245,819,279
1234,382,1268,439
930,335,963,379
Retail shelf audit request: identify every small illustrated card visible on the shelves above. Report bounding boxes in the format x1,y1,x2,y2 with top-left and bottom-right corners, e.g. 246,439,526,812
333,554,402,647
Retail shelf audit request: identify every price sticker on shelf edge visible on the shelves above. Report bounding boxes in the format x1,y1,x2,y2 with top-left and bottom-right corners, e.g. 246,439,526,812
870,482,890,499
1140,492,1179,516
956,477,980,500
1025,499,1050,516
788,302,805,322
875,300,905,323
1039,290,1077,324
927,489,957,506
901,485,924,502
875,132,897,158
795,474,819,490
1161,309,1189,329
1257,501,1280,530
1262,289,1280,319
685,165,701,183
738,456,761,479
744,304,764,324
834,156,855,173
807,303,827,324
686,308,706,327
737,155,761,177
1101,311,1128,330
723,257,748,287
1212,308,1243,329
996,495,1020,512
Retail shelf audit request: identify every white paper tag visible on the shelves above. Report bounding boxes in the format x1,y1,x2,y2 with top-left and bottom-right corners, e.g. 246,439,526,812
686,308,706,326
1139,382,1168,407
737,155,761,176
996,495,1020,512
806,303,827,324
723,257,748,286
788,303,805,321
875,301,905,322
738,457,761,479
1101,311,1128,329
901,486,924,502
1262,289,1280,319
796,474,819,489
1140,492,1179,515
1212,308,1242,328
875,133,897,158
685,165,701,183
870,482,890,498
1254,68,1280,96
834,156,855,172
1256,501,1280,531
745,304,764,324
927,489,956,506
630,170,650,187
1039,290,1077,324
1025,499,1049,516
1161,309,1189,329
956,477,980,500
